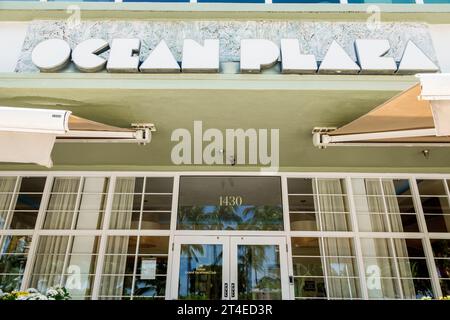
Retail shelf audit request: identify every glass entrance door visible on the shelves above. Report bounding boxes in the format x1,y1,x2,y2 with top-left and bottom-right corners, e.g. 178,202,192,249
230,237,289,300
171,236,289,300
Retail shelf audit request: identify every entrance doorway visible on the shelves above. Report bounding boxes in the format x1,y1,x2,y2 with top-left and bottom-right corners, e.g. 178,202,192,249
171,236,289,300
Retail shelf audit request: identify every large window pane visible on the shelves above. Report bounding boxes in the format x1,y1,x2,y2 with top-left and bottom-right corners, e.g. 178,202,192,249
417,180,450,232
288,178,350,231
291,237,360,299
0,177,17,229
352,179,419,232
0,235,32,292
30,236,99,300
178,176,283,231
111,177,173,230
430,239,450,296
43,177,109,230
100,236,169,300
7,177,46,230
361,238,432,299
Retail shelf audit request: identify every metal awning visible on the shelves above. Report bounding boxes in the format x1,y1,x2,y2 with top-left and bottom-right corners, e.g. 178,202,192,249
313,74,450,147
0,107,155,167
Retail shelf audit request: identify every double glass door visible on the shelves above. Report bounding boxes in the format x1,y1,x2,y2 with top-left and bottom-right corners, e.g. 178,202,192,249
171,236,289,300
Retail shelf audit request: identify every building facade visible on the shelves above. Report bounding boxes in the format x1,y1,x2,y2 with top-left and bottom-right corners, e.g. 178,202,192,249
1,1,450,300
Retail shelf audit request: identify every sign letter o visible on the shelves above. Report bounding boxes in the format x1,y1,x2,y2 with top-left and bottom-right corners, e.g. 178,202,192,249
32,39,71,72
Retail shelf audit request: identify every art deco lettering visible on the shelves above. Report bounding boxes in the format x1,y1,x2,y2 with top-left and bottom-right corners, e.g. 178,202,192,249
31,38,439,74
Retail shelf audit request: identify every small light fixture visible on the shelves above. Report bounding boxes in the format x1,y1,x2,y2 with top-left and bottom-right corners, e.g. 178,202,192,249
422,149,430,159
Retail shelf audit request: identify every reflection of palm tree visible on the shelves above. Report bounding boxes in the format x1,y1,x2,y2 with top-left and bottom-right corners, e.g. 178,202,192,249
238,246,268,299
178,206,208,230
180,244,204,298
241,205,283,231
210,205,242,230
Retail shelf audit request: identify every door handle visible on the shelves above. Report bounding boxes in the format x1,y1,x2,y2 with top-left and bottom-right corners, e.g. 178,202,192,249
224,283,228,298
231,283,235,298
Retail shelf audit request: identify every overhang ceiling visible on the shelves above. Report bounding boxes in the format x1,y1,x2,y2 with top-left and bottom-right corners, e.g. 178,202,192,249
1,74,450,172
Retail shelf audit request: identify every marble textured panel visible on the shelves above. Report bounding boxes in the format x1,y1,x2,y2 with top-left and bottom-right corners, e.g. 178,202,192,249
16,20,438,73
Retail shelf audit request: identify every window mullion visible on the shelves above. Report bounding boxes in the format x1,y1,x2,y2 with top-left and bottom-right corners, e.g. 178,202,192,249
4,176,21,230
346,177,369,300
20,175,54,291
92,175,116,300
389,238,405,299
166,174,179,299
319,237,331,300
70,177,85,231
411,178,443,298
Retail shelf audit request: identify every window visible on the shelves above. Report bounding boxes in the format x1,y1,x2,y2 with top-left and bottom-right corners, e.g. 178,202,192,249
0,235,32,292
291,237,360,299
30,235,100,300
0,177,46,230
273,0,339,2
417,179,450,232
288,178,351,231
110,177,173,230
99,236,169,300
361,238,433,299
352,178,419,232
178,176,283,231
348,0,415,3
430,239,450,296
44,177,109,230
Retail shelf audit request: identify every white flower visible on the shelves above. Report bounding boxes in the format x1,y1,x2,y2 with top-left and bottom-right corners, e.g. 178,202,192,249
46,288,58,297
26,288,39,294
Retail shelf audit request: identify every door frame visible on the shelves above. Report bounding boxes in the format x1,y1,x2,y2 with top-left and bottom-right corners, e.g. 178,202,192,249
170,235,289,300
229,236,290,300
170,235,230,300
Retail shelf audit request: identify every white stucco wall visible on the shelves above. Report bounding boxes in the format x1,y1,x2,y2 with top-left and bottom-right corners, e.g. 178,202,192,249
429,24,450,73
0,22,29,72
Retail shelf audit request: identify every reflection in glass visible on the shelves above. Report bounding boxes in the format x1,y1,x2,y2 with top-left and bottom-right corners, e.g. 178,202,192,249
288,178,350,232
291,237,360,299
100,236,169,299
110,177,173,230
0,177,16,229
30,236,100,299
178,244,222,300
352,179,418,232
430,239,450,295
0,235,32,292
178,177,283,231
8,177,46,229
417,180,450,232
237,245,282,300
361,238,432,299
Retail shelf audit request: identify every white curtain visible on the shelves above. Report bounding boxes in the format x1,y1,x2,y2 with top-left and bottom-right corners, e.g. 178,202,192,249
109,178,135,230
31,236,69,291
100,177,135,299
44,177,80,229
314,179,357,298
315,179,349,231
323,238,358,299
0,177,16,228
382,180,415,299
31,178,79,291
359,179,415,299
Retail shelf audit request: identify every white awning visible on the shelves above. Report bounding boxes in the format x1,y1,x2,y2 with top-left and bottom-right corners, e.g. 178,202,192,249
0,107,154,167
313,74,450,148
